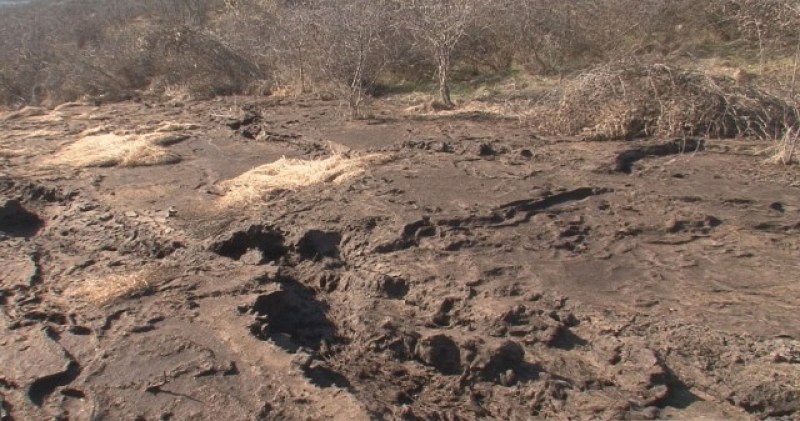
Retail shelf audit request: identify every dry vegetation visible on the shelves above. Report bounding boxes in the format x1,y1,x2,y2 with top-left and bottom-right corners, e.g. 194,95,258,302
546,61,799,141
0,148,29,158
65,269,154,306
218,153,389,206
1,106,47,121
1,0,800,157
42,132,188,168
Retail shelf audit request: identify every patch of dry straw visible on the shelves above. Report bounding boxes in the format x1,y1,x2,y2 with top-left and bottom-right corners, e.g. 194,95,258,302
762,126,800,165
66,269,154,305
0,148,29,158
1,129,64,142
219,153,388,206
154,121,201,133
42,131,187,168
0,106,46,121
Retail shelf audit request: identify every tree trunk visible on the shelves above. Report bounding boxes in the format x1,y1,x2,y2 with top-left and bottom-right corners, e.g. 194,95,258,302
349,46,366,119
300,63,306,93
437,50,453,108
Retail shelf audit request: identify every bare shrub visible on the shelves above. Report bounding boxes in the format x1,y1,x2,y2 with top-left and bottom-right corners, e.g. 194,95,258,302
306,0,392,117
143,25,262,98
0,0,257,106
546,60,800,141
3,0,800,127
718,0,800,64
400,0,480,107
265,0,318,93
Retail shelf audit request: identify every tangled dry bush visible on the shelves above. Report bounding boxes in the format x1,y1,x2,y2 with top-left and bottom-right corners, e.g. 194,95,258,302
543,61,800,141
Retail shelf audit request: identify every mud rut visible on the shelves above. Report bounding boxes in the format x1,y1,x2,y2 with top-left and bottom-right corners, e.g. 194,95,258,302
1,99,800,420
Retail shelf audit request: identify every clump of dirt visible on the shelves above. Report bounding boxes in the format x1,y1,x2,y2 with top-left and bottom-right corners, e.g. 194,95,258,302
545,60,799,141
0,148,29,158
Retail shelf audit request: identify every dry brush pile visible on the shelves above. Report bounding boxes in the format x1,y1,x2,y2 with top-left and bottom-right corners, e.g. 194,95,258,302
540,61,800,142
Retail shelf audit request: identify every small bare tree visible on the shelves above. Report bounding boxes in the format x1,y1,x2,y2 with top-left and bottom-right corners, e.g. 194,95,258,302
401,0,477,108
270,1,316,93
307,0,391,117
722,0,800,69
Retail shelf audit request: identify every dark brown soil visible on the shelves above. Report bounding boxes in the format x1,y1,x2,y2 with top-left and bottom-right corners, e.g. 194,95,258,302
1,97,799,420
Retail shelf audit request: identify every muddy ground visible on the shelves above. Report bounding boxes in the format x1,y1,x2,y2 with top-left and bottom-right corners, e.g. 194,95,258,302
1,97,799,420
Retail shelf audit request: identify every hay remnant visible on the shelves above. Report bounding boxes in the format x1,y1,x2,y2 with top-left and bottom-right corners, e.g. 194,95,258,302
154,121,201,133
1,106,46,121
42,131,187,168
0,148,29,158
219,153,388,205
763,126,799,165
66,270,153,305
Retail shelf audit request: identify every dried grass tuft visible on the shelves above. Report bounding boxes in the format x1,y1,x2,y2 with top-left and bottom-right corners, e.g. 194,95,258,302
218,153,389,206
120,142,182,167
66,270,153,305
542,60,800,141
42,131,186,168
1,106,46,121
0,148,28,158
80,126,111,136
154,121,201,133
763,126,799,164
53,101,87,111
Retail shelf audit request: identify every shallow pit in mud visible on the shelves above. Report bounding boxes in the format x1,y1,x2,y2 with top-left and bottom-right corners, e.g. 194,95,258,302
210,225,287,263
296,230,342,260
0,200,44,237
245,279,336,351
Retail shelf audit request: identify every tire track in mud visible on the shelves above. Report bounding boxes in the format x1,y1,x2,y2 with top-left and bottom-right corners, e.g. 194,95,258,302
27,329,82,407
614,138,705,173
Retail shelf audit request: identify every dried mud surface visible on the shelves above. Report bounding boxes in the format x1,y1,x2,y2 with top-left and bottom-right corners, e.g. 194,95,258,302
1,98,800,420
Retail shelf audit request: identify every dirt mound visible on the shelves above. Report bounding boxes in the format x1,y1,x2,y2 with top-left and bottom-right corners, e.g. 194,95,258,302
545,61,799,141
